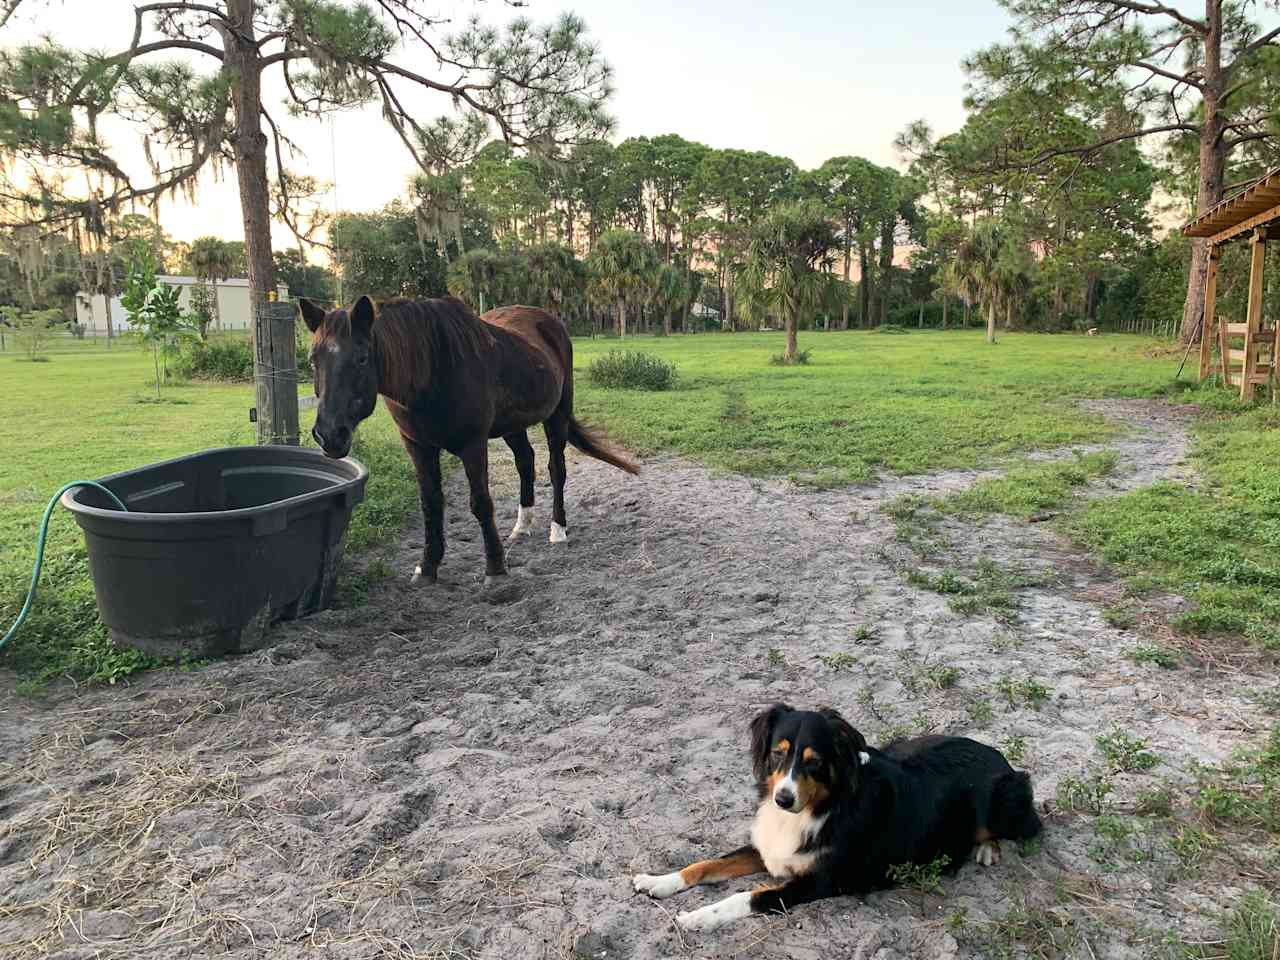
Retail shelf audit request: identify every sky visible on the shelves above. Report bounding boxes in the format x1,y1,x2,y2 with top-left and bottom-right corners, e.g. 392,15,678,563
4,0,1016,248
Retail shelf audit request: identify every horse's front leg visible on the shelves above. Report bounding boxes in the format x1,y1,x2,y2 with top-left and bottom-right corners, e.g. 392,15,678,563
459,440,507,582
402,437,444,583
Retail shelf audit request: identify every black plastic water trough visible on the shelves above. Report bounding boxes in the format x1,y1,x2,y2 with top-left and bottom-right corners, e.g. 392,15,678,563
62,446,368,659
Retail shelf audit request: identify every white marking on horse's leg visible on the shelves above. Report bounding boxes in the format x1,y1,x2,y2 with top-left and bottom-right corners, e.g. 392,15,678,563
633,872,687,899
412,564,423,583
676,891,752,932
550,522,568,543
974,840,1001,867
508,505,533,541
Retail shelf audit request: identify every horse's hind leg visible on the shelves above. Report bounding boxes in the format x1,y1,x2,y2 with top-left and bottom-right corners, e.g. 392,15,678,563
460,440,507,581
503,431,536,543
543,415,569,543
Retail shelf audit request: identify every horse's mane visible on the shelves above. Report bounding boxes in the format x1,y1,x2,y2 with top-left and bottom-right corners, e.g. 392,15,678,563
320,296,495,402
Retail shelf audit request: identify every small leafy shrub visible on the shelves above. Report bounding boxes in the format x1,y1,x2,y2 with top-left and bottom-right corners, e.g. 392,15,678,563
769,348,812,365
1096,728,1161,773
1057,773,1114,814
586,350,677,390
886,855,950,895
178,337,312,382
1127,644,1181,669
177,338,254,381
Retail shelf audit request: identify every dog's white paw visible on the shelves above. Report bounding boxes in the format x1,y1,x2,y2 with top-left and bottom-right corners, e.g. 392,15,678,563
675,892,752,932
974,840,1001,867
633,872,685,899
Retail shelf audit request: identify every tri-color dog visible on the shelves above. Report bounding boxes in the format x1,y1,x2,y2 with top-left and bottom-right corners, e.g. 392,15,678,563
633,703,1042,932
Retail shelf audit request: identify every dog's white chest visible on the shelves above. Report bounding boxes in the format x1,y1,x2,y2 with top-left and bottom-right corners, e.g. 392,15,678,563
750,802,827,878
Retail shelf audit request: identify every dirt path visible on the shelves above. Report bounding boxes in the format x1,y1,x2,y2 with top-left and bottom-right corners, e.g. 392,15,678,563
2,399,1276,960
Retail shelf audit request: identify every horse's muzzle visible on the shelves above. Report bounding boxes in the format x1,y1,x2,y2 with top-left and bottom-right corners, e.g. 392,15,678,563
312,424,352,459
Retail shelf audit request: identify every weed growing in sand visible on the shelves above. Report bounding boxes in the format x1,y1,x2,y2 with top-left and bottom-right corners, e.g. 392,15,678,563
880,722,915,744
981,900,1080,960
1127,644,1181,669
898,658,962,695
946,907,969,932
1103,603,1140,630
927,664,962,689
967,698,995,727
1183,888,1280,960
887,855,950,896
819,651,858,672
934,451,1116,518
1004,735,1028,765
1057,773,1114,814
1089,814,1134,862
1096,729,1161,773
767,647,787,667
1251,689,1280,715
1136,784,1176,817
1168,824,1218,871
907,559,1041,623
852,624,879,644
996,675,1053,711
1184,725,1280,834
1017,834,1043,858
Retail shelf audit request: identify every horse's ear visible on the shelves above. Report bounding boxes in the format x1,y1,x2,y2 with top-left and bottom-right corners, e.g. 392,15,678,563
299,298,326,333
351,295,376,337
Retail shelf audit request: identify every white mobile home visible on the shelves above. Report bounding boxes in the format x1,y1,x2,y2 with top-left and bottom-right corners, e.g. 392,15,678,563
76,276,291,336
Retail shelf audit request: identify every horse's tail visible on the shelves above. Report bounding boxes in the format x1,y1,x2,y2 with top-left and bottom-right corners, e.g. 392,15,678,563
566,417,640,475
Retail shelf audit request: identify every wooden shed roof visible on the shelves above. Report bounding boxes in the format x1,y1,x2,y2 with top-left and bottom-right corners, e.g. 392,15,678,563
1182,167,1280,244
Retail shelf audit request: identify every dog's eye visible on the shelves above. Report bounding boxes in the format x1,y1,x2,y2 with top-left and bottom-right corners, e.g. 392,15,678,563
357,352,369,366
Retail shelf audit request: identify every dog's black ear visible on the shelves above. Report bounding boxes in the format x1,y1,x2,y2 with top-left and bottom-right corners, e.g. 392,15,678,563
749,703,792,779
819,707,867,778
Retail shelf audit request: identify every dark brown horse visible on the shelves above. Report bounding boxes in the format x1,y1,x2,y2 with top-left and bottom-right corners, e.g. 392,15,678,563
300,295,639,584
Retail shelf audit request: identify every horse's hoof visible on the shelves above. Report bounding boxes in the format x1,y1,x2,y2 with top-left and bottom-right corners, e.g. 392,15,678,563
411,565,437,584
550,522,568,544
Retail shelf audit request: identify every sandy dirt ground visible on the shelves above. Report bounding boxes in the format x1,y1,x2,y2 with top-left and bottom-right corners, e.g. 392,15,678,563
2,399,1278,960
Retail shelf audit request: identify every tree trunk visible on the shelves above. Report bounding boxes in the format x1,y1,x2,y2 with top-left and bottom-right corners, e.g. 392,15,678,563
877,218,893,327
1182,1,1227,341
858,243,871,328
842,221,851,330
225,0,296,445
965,300,971,328
784,311,798,361
1005,300,1012,330
918,303,925,329
618,297,626,338
986,300,997,344
663,309,672,337
942,294,949,331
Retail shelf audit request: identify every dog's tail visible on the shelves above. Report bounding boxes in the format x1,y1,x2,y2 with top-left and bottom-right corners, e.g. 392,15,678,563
567,416,640,475
989,770,1043,840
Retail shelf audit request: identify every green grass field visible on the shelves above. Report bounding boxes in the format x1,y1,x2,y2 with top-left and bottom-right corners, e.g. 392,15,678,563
1,328,1271,686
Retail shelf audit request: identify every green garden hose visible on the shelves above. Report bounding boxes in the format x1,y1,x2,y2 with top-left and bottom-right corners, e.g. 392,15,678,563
0,481,128,650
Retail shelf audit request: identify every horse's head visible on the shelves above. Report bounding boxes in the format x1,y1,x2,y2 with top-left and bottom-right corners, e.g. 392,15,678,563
300,295,380,459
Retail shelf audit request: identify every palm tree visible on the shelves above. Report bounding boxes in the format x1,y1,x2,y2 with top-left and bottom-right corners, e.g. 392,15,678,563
188,236,236,336
953,222,1005,345
735,200,846,363
585,229,659,338
953,220,1036,344
651,263,688,336
524,242,582,315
